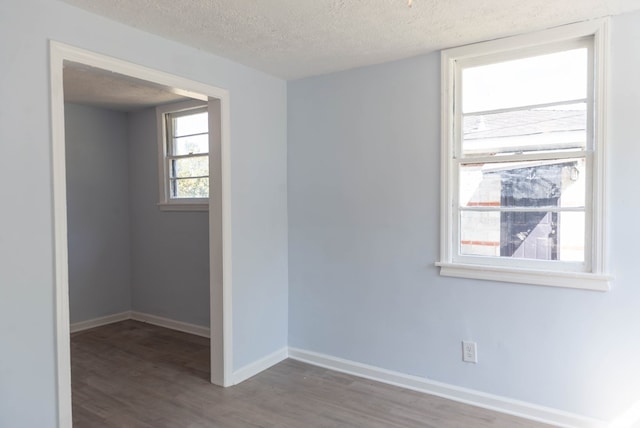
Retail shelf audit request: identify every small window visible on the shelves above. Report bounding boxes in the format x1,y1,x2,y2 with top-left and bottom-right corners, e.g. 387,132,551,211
157,100,209,211
437,20,611,290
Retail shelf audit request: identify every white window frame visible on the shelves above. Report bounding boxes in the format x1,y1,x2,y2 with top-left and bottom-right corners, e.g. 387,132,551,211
157,99,209,211
436,19,612,291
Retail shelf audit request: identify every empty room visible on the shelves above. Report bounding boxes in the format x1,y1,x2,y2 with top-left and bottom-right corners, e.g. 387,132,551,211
62,64,224,425
2,1,640,428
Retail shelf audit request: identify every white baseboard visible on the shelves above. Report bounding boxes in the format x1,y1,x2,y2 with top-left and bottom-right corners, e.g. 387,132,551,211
288,347,607,428
232,347,289,385
130,311,210,338
70,311,131,333
69,310,209,338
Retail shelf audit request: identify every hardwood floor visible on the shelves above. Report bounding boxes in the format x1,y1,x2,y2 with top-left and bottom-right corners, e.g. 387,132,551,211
71,321,553,428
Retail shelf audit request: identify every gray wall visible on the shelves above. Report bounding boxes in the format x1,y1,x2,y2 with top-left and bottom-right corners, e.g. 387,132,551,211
0,0,288,426
64,103,132,323
128,107,210,327
288,11,640,422
64,102,211,329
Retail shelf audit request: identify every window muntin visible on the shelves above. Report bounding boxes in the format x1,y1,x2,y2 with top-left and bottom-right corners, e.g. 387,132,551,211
164,106,209,200
439,21,610,289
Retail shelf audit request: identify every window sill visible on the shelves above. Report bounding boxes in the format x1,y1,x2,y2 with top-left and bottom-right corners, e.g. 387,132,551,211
435,261,612,291
157,201,208,212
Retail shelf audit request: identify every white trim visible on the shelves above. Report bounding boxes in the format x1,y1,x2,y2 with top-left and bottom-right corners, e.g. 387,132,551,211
231,347,289,385
156,99,208,114
206,96,233,386
157,202,208,211
50,43,73,428
288,347,607,428
221,95,234,387
70,312,131,333
444,19,607,61
130,311,210,338
592,18,610,276
50,41,234,428
438,19,611,290
436,262,611,291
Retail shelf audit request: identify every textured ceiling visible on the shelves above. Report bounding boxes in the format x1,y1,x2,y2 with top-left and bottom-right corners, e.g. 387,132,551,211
61,0,640,79
64,62,188,112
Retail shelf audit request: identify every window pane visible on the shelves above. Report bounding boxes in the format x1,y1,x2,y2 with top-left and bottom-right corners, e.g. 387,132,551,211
460,210,584,262
171,156,209,179
173,111,208,137
460,158,585,209
463,103,586,155
462,48,588,114
172,177,209,198
173,134,209,156
460,211,501,257
557,211,585,262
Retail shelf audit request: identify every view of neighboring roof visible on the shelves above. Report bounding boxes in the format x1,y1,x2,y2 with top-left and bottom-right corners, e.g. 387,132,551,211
463,105,587,154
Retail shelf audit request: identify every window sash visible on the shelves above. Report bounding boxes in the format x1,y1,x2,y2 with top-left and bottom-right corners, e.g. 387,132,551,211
166,106,208,137
453,39,595,159
452,38,594,267
452,149,593,271
167,153,210,177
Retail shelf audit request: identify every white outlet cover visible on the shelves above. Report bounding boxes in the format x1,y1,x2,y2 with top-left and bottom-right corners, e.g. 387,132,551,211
462,340,478,363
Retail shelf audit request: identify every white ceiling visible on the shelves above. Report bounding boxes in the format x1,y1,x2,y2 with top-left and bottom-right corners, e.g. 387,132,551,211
61,0,640,80
64,62,188,112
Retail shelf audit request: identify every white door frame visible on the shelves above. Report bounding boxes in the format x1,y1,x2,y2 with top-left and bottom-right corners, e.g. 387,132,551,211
49,41,233,428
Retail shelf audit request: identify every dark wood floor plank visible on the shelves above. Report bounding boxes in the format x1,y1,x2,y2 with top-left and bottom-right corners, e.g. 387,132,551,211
71,320,553,428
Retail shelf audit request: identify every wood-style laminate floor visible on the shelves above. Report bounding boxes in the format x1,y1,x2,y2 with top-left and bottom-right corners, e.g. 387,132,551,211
71,320,553,428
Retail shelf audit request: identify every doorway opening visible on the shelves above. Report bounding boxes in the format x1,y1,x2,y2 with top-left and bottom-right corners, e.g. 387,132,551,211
50,41,233,428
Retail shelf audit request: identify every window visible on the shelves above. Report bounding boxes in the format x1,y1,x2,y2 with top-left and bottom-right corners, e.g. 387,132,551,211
157,100,209,211
437,20,611,290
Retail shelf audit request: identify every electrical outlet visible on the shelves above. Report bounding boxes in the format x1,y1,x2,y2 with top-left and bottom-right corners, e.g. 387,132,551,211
462,341,478,363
